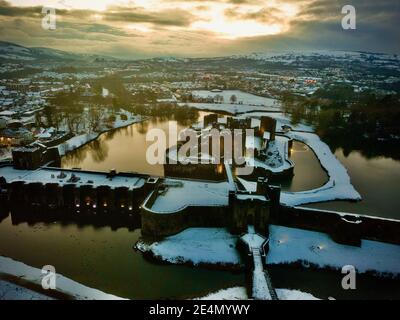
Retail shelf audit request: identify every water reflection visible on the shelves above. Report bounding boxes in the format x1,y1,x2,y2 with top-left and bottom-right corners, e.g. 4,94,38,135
0,216,243,299
62,117,193,176
308,149,400,219
277,141,329,192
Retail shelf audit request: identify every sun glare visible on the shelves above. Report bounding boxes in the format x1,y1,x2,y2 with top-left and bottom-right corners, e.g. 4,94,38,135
191,20,284,40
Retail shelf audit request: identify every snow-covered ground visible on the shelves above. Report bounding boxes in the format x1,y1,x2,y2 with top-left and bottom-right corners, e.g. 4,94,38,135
281,131,361,206
137,226,400,278
0,280,55,300
58,133,98,156
195,286,319,300
191,90,279,108
0,256,125,300
145,179,230,213
136,228,241,266
179,102,278,115
268,225,400,277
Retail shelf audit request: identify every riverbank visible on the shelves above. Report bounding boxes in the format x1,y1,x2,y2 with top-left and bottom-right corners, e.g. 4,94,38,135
0,256,125,300
136,226,400,279
281,131,362,206
58,113,147,156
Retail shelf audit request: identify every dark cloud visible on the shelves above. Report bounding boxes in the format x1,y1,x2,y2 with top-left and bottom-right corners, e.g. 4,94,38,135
0,0,42,17
103,7,194,27
0,0,399,57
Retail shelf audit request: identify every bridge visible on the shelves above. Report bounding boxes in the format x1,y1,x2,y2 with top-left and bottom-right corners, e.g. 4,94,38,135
240,225,278,300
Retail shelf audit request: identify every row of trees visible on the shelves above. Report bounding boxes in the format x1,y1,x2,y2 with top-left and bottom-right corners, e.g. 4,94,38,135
281,88,400,159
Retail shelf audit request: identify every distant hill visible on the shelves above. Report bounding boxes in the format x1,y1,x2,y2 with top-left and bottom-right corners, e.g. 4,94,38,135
0,41,118,62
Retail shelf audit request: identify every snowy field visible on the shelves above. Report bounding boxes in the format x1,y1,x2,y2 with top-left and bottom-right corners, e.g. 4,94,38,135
196,286,319,300
136,228,241,266
268,225,400,277
192,90,278,108
281,131,361,206
0,256,125,300
179,102,279,115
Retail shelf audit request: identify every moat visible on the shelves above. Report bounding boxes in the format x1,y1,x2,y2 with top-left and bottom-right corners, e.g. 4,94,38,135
1,113,400,299
60,114,400,219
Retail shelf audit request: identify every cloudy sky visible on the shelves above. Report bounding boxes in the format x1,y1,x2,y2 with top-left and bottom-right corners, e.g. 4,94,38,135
0,0,399,58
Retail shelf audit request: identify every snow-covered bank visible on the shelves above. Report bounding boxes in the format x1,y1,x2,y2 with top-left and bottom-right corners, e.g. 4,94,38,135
267,225,400,278
281,131,361,206
136,228,241,266
58,114,145,156
0,256,126,300
137,226,400,279
179,102,279,115
195,286,320,300
0,280,55,300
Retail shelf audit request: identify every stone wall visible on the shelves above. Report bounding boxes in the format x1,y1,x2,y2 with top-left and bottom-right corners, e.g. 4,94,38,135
272,205,400,245
141,205,230,239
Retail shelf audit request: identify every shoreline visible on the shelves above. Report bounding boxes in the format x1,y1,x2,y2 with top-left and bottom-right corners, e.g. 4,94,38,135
0,256,126,300
58,114,149,157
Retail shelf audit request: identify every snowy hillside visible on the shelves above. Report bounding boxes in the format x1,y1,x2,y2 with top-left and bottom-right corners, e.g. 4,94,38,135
0,41,116,62
232,50,400,69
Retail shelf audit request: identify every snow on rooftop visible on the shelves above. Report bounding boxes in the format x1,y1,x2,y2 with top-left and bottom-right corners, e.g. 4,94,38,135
267,225,400,277
0,166,146,190
237,177,257,193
